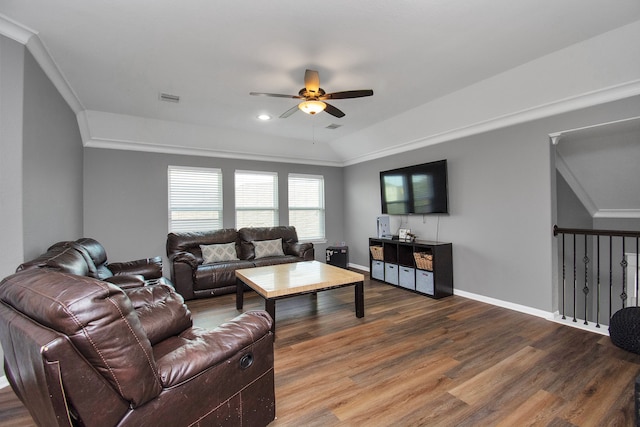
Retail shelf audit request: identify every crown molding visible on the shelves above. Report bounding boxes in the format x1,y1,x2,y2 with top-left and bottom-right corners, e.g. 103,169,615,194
555,153,598,216
342,79,640,166
0,13,34,44
83,136,344,167
0,15,83,113
25,36,83,113
593,209,640,219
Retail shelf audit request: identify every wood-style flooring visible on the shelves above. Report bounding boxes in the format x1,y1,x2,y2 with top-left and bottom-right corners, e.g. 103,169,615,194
1,272,640,426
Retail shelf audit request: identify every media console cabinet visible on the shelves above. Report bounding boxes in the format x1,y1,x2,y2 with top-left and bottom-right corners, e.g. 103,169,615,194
369,237,453,298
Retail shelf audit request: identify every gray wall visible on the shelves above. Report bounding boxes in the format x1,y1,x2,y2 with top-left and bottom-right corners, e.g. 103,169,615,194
0,37,83,377
83,148,345,273
22,50,84,259
0,36,25,278
344,96,640,313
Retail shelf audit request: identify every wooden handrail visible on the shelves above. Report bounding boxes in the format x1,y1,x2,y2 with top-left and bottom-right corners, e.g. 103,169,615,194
553,225,640,238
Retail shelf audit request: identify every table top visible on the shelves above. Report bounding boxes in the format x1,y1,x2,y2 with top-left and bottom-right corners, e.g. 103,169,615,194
236,261,364,298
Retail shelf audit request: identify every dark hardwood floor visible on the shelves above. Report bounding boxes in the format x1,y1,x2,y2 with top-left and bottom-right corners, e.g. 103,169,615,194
2,272,639,426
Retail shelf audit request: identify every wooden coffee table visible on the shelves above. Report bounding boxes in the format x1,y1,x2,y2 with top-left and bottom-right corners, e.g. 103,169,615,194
236,261,365,335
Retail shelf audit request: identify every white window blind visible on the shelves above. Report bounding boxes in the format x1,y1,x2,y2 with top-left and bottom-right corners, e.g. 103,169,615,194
168,166,222,232
235,170,278,228
288,173,325,241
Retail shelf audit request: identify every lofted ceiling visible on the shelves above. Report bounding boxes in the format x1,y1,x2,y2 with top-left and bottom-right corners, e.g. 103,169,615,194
1,1,640,166
555,117,640,219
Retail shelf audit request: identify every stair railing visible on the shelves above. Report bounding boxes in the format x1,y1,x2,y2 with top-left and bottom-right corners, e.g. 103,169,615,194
553,225,640,329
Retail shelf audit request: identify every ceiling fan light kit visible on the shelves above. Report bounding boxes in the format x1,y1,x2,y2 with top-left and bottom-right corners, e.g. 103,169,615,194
298,100,326,115
250,69,373,119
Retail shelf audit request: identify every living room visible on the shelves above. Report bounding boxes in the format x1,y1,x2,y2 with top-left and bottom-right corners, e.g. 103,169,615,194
1,2,640,425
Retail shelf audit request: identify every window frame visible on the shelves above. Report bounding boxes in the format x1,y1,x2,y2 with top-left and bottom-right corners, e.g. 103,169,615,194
288,173,326,243
167,165,223,232
234,170,279,229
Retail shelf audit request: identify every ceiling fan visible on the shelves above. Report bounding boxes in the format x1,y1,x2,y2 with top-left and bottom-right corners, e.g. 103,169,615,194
250,69,374,118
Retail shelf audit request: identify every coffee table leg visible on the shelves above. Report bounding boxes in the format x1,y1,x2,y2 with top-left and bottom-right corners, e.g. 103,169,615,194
236,278,244,310
265,299,276,334
355,281,364,318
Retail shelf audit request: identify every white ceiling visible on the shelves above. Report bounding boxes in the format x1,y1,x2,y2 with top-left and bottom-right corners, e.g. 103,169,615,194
1,0,640,167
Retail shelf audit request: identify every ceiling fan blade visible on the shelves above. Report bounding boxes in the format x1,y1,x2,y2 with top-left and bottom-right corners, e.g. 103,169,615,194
304,69,321,95
279,105,299,118
250,92,303,99
324,103,345,118
321,89,374,100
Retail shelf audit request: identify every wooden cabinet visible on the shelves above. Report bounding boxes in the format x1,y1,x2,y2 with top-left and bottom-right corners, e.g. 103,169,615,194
369,238,453,298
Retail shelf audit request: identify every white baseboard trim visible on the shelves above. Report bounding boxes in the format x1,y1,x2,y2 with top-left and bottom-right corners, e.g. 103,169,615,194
349,263,369,272
453,289,555,320
0,375,8,389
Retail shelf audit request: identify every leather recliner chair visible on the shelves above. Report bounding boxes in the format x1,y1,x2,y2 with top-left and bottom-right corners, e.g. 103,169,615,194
18,237,170,289
0,269,275,426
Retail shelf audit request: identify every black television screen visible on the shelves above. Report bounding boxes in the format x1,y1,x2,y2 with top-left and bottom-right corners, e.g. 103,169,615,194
380,160,449,215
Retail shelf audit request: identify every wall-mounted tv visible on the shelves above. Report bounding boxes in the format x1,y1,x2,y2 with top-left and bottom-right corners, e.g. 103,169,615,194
380,159,449,215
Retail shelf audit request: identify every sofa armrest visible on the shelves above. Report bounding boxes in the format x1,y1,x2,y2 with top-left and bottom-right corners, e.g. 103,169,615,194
169,252,199,300
108,256,163,279
287,242,315,260
153,311,273,387
169,251,199,269
104,274,146,289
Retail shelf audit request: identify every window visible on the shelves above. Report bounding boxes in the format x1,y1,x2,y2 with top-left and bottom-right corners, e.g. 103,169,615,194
235,170,278,228
168,166,222,232
288,174,325,241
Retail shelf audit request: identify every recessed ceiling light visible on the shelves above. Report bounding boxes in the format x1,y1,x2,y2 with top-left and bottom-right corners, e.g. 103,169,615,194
257,114,271,121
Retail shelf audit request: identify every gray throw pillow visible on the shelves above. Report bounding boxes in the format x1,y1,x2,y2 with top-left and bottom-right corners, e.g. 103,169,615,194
252,238,285,259
200,242,239,263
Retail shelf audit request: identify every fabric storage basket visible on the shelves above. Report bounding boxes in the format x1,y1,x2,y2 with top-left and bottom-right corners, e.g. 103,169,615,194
370,246,384,260
413,252,433,271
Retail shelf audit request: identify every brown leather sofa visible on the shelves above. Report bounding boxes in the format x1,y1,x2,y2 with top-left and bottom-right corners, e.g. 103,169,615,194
18,237,171,289
167,226,315,300
0,268,275,426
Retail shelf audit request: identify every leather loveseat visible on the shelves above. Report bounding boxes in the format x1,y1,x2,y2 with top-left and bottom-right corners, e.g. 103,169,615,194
0,268,275,426
18,237,171,289
167,226,314,300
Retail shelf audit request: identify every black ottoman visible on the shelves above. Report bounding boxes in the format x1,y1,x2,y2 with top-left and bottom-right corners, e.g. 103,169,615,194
609,307,640,354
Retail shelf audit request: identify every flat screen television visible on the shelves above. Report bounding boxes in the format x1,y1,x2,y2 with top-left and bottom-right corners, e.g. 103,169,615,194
380,159,449,215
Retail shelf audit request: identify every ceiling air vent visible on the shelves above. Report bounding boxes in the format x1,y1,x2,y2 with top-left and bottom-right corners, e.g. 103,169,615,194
326,124,342,130
159,93,180,103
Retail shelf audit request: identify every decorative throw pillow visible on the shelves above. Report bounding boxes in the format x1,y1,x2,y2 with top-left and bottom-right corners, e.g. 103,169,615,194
200,242,239,264
253,238,285,259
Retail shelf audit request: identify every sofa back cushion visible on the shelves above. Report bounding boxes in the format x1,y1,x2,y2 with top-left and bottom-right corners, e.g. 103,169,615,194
43,247,90,277
126,284,193,345
75,237,112,279
16,242,72,272
0,269,162,407
167,229,239,262
238,226,299,259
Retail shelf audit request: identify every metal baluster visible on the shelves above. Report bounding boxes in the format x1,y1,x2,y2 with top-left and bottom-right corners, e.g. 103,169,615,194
573,234,577,323
596,236,600,328
583,234,589,325
609,236,613,320
636,238,639,307
562,233,566,320
621,238,628,308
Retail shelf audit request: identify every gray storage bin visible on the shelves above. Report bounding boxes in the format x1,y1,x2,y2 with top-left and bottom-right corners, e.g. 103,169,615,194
416,269,434,295
385,263,399,285
399,266,415,290
371,260,385,281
